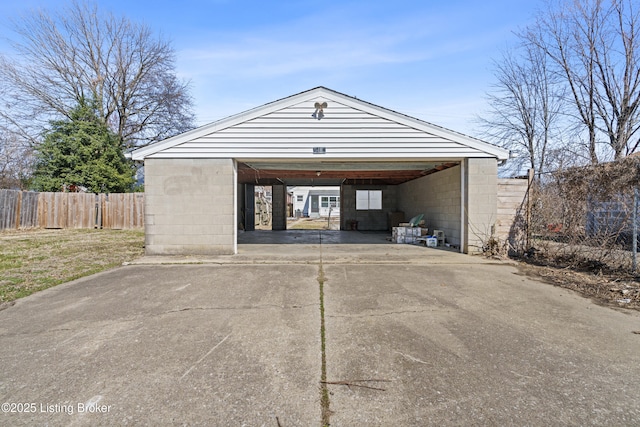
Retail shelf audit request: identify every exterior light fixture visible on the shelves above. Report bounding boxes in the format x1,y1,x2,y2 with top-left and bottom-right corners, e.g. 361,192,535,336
311,102,327,120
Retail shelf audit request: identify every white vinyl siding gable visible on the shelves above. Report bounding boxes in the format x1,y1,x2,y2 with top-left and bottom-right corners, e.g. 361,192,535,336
132,87,508,161
151,100,487,159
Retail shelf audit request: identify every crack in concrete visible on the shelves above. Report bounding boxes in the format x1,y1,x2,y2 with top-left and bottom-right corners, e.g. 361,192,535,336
328,308,437,318
394,350,431,365
318,230,331,427
165,303,316,314
180,333,231,380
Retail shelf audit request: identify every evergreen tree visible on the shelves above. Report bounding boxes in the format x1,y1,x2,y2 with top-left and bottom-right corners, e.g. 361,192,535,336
32,100,135,193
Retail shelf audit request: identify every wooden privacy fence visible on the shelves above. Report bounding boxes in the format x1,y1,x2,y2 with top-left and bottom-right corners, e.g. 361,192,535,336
0,190,144,230
100,193,145,229
496,174,532,253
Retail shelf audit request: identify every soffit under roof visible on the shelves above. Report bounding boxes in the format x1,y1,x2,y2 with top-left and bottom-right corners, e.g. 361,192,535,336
237,160,460,185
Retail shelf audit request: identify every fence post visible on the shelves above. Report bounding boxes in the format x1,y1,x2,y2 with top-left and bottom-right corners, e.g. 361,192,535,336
94,194,100,229
633,186,638,273
526,168,534,250
14,191,22,229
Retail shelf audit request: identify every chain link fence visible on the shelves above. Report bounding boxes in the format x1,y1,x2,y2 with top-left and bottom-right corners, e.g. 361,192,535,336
511,157,639,274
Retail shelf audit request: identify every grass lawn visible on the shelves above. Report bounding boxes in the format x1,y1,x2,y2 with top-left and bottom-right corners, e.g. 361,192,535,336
287,217,340,230
0,228,144,304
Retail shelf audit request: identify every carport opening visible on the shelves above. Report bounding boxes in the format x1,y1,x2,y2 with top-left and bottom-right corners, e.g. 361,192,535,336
236,160,462,249
241,184,341,231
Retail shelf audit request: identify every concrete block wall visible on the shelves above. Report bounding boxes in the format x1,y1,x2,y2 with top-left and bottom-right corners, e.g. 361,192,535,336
341,185,397,230
144,158,237,255
397,166,462,247
464,158,498,253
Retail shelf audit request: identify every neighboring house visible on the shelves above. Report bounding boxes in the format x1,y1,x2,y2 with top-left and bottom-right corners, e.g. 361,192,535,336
290,186,340,218
587,198,637,242
131,86,509,255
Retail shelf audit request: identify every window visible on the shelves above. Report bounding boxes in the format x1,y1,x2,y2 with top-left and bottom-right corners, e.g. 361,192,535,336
296,195,304,202
356,190,382,210
321,196,339,208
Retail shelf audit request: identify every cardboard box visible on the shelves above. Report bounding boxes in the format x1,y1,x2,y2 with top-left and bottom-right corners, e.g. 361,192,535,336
392,227,426,244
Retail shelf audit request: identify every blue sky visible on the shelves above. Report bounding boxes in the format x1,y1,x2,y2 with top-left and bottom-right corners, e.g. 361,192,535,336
0,0,543,137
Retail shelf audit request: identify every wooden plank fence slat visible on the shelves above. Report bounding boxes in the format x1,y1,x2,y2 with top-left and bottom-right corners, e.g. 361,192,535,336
135,193,144,227
105,194,119,229
101,193,145,229
115,193,124,229
19,192,39,228
38,192,65,228
37,193,48,228
496,178,530,243
68,193,96,229
0,189,19,229
96,194,103,229
14,191,22,229
0,191,144,230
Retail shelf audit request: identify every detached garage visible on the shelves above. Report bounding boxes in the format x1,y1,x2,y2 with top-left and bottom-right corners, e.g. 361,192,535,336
131,87,509,255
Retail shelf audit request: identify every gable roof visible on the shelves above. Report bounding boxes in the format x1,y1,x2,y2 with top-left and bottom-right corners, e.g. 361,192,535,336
130,86,509,161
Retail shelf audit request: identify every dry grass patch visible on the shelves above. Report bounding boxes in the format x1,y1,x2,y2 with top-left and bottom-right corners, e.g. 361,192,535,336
287,217,340,230
0,228,144,303
516,260,640,310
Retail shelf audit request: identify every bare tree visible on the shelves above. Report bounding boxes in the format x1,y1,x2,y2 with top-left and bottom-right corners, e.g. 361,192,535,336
0,1,194,150
527,0,640,162
0,128,33,189
594,0,640,157
479,41,564,177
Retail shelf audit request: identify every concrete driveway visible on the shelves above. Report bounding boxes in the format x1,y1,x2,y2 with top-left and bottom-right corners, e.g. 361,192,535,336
1,237,640,426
